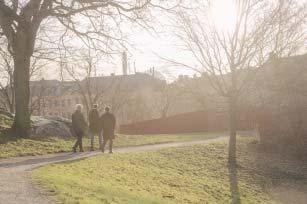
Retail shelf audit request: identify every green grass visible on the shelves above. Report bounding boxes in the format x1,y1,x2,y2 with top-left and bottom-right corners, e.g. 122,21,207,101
0,132,225,159
32,137,281,204
0,113,13,129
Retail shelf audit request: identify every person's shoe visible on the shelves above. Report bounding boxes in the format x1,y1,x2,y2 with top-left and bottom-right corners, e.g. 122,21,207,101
72,147,77,153
80,149,84,152
90,148,94,151
109,151,113,154
101,149,105,153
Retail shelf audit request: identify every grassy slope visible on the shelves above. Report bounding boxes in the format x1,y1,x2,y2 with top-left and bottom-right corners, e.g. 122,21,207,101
0,132,224,159
32,137,280,204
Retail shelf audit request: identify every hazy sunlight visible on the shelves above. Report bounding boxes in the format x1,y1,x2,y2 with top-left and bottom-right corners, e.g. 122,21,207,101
209,0,237,32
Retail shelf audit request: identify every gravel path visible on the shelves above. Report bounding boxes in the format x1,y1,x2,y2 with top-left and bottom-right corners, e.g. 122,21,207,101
0,137,226,204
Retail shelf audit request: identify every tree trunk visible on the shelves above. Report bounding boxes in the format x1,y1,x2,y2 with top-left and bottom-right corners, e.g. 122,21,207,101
11,53,31,137
228,95,237,164
2,86,14,113
9,71,15,113
11,27,34,138
8,95,14,113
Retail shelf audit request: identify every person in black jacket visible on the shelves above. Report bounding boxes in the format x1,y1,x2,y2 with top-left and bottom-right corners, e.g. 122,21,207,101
100,107,116,153
72,104,87,152
88,104,101,151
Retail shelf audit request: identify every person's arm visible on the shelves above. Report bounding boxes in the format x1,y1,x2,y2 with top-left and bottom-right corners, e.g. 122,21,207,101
70,114,76,136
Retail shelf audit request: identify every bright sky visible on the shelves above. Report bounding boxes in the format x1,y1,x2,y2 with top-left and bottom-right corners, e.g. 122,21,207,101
126,0,306,79
122,0,237,78
40,0,239,80
4,0,307,83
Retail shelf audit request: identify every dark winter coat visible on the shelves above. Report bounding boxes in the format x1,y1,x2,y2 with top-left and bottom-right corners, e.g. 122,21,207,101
88,109,100,133
100,112,116,139
71,110,87,135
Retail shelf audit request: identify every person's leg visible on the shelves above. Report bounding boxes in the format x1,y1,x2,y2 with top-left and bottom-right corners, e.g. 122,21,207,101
109,139,113,153
73,139,78,152
79,135,84,152
101,138,108,153
73,132,80,152
89,130,94,151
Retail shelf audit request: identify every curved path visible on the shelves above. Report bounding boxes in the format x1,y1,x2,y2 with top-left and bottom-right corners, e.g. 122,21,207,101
0,137,226,204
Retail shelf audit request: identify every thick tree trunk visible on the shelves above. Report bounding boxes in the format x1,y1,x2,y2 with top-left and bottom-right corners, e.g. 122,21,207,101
11,53,31,137
11,27,34,138
228,95,237,164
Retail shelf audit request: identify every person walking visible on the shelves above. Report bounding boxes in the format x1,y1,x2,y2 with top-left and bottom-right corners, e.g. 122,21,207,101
100,107,116,153
88,104,101,151
72,104,87,152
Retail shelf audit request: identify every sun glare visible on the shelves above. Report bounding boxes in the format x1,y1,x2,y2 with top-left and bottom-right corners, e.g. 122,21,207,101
210,0,237,32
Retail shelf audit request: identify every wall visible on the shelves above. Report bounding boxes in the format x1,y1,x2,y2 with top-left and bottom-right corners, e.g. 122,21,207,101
119,110,257,135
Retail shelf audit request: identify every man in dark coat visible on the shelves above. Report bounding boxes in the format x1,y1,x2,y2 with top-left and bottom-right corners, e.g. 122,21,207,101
88,104,101,151
72,104,87,152
100,106,116,153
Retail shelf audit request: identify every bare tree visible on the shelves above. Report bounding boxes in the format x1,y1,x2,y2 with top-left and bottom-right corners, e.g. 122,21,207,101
63,49,133,122
152,81,178,118
62,50,106,117
0,44,14,112
0,40,48,114
168,0,306,163
266,1,307,58
29,79,50,115
126,92,151,123
0,0,179,137
105,78,130,116
174,76,215,111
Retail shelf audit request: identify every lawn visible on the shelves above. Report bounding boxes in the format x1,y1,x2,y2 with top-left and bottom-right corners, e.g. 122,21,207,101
32,137,294,204
0,132,225,159
0,113,13,129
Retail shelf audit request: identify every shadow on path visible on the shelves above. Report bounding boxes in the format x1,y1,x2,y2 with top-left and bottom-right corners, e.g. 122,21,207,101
228,162,241,204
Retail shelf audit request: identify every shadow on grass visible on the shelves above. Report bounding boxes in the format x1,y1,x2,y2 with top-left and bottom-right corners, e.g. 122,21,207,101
0,129,74,144
0,152,93,168
228,162,241,204
0,130,19,144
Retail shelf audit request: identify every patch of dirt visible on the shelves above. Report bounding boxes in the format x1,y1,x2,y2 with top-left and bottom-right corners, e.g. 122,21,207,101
271,182,307,204
248,142,307,204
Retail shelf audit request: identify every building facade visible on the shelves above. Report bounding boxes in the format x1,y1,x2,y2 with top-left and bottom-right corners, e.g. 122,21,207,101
30,73,165,125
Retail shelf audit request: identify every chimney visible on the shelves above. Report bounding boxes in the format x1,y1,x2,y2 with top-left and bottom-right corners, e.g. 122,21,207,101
152,67,155,78
134,61,137,74
122,51,128,75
